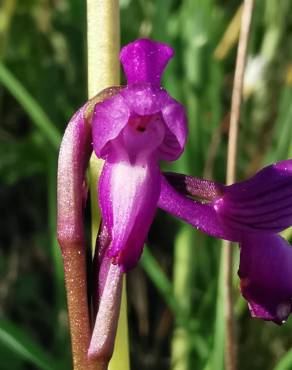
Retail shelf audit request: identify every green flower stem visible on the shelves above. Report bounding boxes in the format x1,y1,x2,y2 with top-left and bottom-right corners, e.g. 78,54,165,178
86,1,130,369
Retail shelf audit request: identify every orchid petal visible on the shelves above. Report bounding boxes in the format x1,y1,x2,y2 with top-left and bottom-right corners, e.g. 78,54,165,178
120,85,187,161
90,224,121,368
215,160,292,233
158,176,240,242
239,233,292,324
88,262,123,362
92,85,187,162
91,39,187,274
99,157,161,272
92,93,130,158
120,39,174,85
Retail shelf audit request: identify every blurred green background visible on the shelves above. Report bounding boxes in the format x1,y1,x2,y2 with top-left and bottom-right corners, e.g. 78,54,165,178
1,0,292,369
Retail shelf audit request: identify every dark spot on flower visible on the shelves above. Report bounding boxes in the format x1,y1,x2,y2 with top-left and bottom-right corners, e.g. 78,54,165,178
137,126,146,132
240,277,250,289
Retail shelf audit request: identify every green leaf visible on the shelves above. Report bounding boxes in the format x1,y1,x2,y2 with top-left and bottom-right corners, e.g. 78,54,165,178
0,62,61,150
0,320,59,370
140,246,184,319
274,349,292,370
0,134,46,184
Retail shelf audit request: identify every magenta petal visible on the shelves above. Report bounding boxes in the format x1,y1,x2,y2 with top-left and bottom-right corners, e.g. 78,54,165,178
159,99,188,161
158,176,240,242
239,233,292,324
92,93,130,158
120,39,174,85
215,160,292,233
88,263,123,362
93,85,187,162
98,157,161,272
120,85,187,161
225,160,292,201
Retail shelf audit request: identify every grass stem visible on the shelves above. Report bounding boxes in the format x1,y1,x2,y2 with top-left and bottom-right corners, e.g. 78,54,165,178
86,1,130,369
223,1,254,370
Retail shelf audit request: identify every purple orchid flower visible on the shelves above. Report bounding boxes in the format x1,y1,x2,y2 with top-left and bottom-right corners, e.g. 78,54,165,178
57,39,187,363
58,39,187,362
158,160,292,324
88,39,187,360
92,39,187,273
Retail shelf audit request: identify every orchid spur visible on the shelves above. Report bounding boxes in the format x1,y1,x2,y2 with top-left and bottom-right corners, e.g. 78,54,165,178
57,38,292,369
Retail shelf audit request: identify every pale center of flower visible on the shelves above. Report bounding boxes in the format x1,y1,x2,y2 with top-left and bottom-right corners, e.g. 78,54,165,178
111,160,149,239
121,112,165,163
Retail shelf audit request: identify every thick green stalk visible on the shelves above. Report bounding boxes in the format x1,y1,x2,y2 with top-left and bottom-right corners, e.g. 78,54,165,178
86,1,130,369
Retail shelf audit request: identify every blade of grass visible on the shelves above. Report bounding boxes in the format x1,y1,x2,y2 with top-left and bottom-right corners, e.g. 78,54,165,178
0,0,16,57
86,1,130,369
210,244,225,370
214,5,243,61
274,349,292,370
0,61,61,149
223,2,254,369
0,319,59,370
141,245,209,361
170,225,197,370
140,246,184,318
202,242,226,370
264,87,292,163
